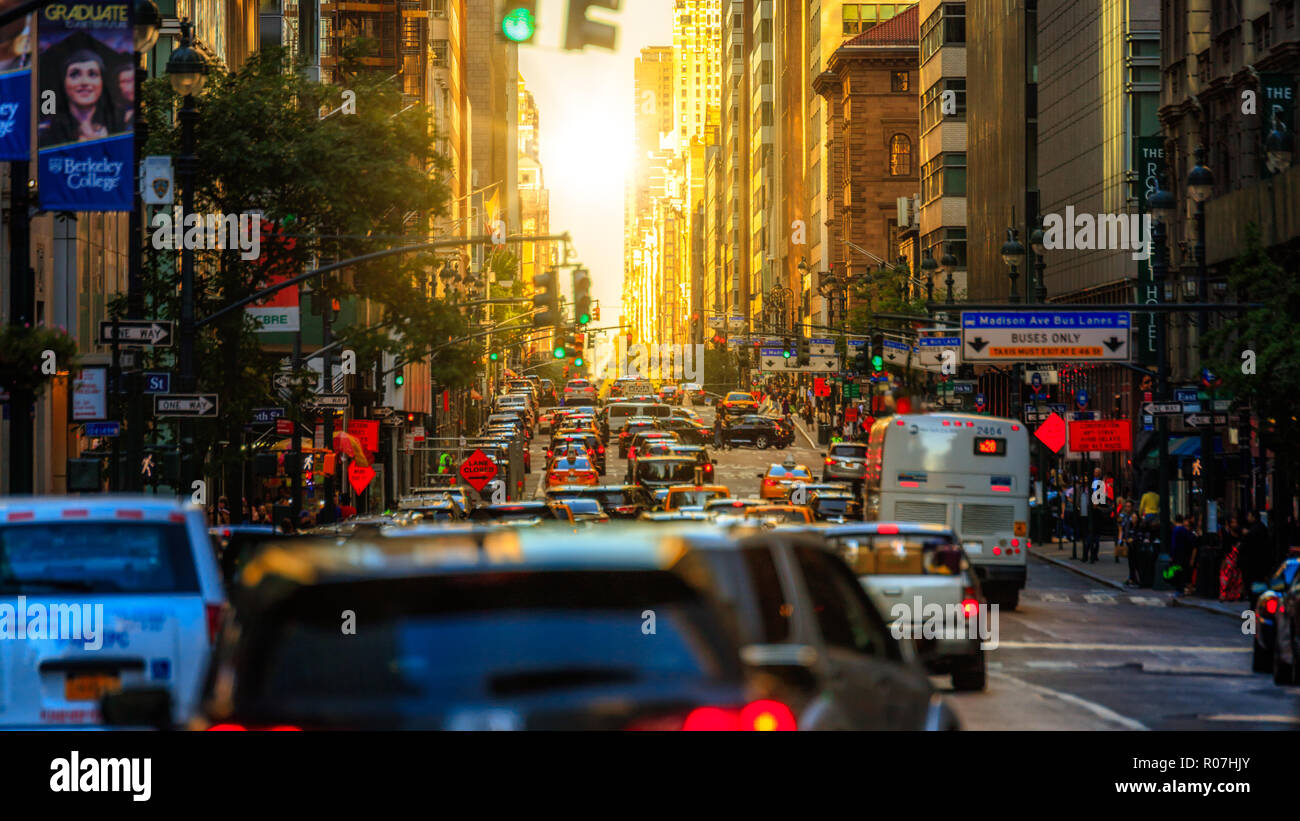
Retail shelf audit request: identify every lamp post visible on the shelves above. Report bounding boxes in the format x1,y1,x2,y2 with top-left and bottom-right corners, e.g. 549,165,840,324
166,19,209,501
1029,220,1047,304
941,244,957,305
1001,227,1026,418
920,247,938,305
124,0,161,493
1150,169,1176,563
1188,146,1215,536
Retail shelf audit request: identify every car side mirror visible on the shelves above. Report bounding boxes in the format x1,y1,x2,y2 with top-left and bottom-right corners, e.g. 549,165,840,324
756,473,765,479
100,687,174,730
1250,581,1267,595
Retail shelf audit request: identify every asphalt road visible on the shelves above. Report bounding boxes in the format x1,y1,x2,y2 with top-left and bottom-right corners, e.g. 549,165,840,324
527,398,1300,730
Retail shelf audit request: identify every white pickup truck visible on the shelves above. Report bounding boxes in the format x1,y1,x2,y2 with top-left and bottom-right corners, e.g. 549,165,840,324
819,522,989,691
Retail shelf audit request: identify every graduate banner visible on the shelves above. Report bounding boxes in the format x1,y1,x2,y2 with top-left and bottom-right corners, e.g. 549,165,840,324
36,0,133,211
0,3,34,160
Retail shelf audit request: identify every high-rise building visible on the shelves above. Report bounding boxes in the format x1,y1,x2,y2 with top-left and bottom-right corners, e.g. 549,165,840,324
916,0,966,301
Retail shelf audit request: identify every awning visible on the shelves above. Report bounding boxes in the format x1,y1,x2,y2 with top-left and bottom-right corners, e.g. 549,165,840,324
1169,436,1224,458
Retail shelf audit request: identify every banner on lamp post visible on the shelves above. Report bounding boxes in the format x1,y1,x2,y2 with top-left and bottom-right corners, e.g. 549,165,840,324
36,0,134,212
0,4,34,161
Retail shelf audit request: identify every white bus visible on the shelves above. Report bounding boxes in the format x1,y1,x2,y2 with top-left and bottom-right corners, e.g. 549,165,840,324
863,412,1031,610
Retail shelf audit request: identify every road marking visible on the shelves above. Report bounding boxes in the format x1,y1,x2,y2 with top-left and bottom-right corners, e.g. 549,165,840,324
1083,594,1117,605
1199,714,1300,724
1024,661,1079,669
1129,596,1166,606
996,641,1249,653
991,671,1149,730
1040,593,1071,603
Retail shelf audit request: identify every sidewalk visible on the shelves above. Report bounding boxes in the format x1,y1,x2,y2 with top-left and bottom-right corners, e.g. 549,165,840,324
1028,537,1243,619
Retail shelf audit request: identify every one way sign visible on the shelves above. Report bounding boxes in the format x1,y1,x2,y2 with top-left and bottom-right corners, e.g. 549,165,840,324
98,320,174,346
154,394,219,417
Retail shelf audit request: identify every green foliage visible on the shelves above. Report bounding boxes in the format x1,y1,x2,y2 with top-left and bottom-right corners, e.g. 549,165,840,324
0,325,78,395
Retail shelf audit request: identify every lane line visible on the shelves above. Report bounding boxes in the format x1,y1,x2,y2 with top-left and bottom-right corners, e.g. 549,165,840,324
996,641,1250,653
990,671,1150,731
1200,714,1300,724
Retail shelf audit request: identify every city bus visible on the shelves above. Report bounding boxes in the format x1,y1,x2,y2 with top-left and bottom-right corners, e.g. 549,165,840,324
862,413,1031,610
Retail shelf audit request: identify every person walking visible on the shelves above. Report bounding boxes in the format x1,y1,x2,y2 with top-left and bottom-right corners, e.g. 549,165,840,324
1218,516,1244,602
1170,514,1195,596
713,412,727,451
1240,510,1272,595
1084,468,1108,563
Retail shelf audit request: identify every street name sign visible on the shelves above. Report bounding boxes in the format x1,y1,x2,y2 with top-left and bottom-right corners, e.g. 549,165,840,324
142,372,171,394
98,320,173,346
275,372,318,391
1143,402,1182,415
961,311,1131,362
84,421,120,437
251,407,285,424
759,348,839,372
310,394,350,408
154,394,219,417
917,336,961,370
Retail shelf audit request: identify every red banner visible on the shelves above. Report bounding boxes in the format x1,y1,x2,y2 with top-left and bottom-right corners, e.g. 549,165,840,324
1068,420,1132,452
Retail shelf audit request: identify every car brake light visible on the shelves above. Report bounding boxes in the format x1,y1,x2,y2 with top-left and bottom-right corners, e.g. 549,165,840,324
62,509,89,518
677,701,796,731
206,603,224,645
961,598,979,619
6,511,34,521
207,723,301,731
763,478,778,486
992,547,1002,556
1011,538,1019,547
877,524,899,534
116,510,143,519
1265,598,1279,615
207,724,247,731
598,446,605,454
825,457,833,465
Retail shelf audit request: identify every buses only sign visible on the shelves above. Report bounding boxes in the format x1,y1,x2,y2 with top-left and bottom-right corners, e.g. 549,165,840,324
458,448,499,492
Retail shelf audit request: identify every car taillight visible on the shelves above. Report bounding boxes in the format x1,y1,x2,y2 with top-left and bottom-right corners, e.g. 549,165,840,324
206,603,225,644
763,478,778,486
704,463,713,473
825,458,833,465
671,701,797,731
598,446,605,454
614,505,638,514
877,524,899,534
1265,598,1279,615
207,724,301,731
961,594,979,619
992,547,1001,556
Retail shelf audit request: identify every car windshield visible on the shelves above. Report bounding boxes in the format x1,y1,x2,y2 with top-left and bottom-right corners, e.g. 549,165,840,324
0,522,200,594
246,572,737,712
557,498,603,515
725,393,752,402
668,490,725,507
826,534,965,576
830,445,867,458
751,508,808,523
636,461,698,482
767,466,811,478
552,457,592,471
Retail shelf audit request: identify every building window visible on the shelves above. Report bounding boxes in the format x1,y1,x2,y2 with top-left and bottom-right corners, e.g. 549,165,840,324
889,134,911,176
891,71,909,92
921,78,965,132
920,2,966,63
430,39,448,66
922,227,967,269
430,0,447,17
843,3,903,37
922,153,966,203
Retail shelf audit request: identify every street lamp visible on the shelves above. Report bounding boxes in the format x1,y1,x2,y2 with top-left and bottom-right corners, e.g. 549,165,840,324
1001,228,1025,304
1149,166,1174,562
134,0,161,51
919,247,937,304
1187,145,1215,546
941,244,957,305
166,19,209,501
1029,220,1047,304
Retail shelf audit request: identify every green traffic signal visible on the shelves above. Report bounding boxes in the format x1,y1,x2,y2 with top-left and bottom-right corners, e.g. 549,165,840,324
394,374,405,386
574,357,584,367
871,355,884,371
553,346,567,359
489,352,499,362
578,311,591,325
502,7,536,42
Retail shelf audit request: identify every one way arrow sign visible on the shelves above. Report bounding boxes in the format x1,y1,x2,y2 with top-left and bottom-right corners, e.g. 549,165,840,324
967,337,989,353
98,320,174,346
154,394,220,417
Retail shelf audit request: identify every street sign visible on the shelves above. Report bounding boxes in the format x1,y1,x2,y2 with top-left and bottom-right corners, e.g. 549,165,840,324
459,448,499,492
275,372,318,390
1072,411,1096,421
154,394,219,417
1048,403,1067,414
1034,413,1067,454
1184,414,1228,428
1074,388,1089,409
960,311,1131,362
952,381,976,395
1213,399,1231,412
347,463,376,495
98,320,174,346
1143,402,1182,415
310,394,349,408
881,338,911,364
759,349,840,372
84,421,120,437
276,419,295,436
251,407,285,424
974,393,986,411
372,407,395,418
1175,388,1198,403
917,336,961,371
142,372,171,394
1068,420,1132,452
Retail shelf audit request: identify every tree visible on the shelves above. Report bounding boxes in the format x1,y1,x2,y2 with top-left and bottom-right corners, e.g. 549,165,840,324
138,46,472,496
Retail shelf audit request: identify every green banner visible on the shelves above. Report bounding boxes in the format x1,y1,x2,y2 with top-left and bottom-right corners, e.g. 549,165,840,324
1261,74,1296,179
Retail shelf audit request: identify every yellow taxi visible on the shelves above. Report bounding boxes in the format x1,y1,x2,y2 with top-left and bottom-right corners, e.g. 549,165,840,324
757,456,814,500
720,390,759,418
662,485,730,511
746,504,814,524
546,453,600,487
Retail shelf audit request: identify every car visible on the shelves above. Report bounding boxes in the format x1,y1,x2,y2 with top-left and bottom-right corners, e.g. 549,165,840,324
681,382,706,402
658,384,681,404
546,454,601,488
627,430,681,461
548,497,610,523
544,484,657,519
547,432,606,474
808,491,863,522
0,495,227,728
563,378,597,404
746,505,815,524
396,496,466,523
1251,554,1300,674
639,510,715,523
757,458,814,500
823,442,868,486
724,414,793,449
209,523,279,583
165,529,779,730
538,378,558,406
1268,549,1300,685
663,485,731,511
468,502,575,523
813,522,988,692
703,497,768,514
618,417,663,458
659,415,713,444
633,456,707,495
719,391,759,418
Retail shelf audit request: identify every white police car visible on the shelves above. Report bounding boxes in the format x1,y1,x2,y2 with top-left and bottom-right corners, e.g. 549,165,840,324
0,495,225,727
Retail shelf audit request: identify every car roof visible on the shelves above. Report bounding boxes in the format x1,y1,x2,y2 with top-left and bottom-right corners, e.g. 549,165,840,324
821,522,956,538
0,495,201,519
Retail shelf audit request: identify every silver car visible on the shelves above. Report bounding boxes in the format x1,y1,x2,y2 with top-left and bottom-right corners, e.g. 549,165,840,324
822,442,868,486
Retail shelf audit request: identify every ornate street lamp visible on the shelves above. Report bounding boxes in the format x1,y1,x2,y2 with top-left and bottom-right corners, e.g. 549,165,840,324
1001,228,1025,304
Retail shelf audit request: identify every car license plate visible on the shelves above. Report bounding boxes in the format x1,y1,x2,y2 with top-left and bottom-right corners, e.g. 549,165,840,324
64,672,121,702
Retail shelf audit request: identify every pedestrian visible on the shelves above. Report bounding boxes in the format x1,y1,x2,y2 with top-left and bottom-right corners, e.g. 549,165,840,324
1116,498,1134,563
1062,482,1076,541
216,496,232,525
1241,510,1272,595
1083,468,1107,563
279,516,297,535
713,412,726,450
781,395,791,417
1170,514,1195,596
1218,516,1244,601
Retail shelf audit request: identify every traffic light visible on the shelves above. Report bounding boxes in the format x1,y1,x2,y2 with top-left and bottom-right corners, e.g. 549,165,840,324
565,0,619,51
853,349,871,374
592,301,601,321
783,336,793,359
489,352,500,362
870,334,884,372
533,269,560,327
573,267,592,325
500,1,537,43
553,342,568,359
797,335,810,366
394,373,405,387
